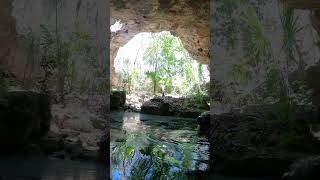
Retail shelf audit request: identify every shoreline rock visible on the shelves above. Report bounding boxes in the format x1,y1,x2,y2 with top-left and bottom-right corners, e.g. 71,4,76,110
282,156,320,180
208,104,320,178
0,91,51,153
111,90,126,110
141,96,209,118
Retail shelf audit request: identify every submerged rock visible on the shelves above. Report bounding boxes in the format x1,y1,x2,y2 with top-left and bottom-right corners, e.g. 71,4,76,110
0,91,51,153
141,96,209,118
209,104,320,178
282,156,320,180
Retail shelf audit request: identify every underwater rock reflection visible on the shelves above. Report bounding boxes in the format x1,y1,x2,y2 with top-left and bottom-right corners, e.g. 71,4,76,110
110,112,209,180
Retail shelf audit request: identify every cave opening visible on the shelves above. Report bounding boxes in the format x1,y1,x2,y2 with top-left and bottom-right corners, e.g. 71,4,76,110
110,27,211,180
110,0,210,179
112,31,209,110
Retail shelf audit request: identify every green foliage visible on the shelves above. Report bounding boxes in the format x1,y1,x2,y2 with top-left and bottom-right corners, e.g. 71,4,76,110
143,32,207,96
220,0,239,16
240,6,270,60
240,6,270,63
0,69,8,94
270,98,304,148
280,7,302,63
145,71,161,94
264,65,287,100
70,30,94,59
191,87,208,110
37,22,103,97
230,63,252,85
130,143,182,180
114,0,126,10
38,24,58,93
114,31,208,97
111,142,135,165
144,33,182,95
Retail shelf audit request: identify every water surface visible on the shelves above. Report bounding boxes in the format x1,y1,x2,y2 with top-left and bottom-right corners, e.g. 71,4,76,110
110,111,209,179
0,157,107,180
110,112,275,180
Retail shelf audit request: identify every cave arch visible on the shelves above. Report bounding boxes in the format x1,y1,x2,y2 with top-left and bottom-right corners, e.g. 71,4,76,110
110,0,210,86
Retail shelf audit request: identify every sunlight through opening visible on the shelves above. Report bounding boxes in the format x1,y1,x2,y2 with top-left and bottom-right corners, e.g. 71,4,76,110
113,31,209,98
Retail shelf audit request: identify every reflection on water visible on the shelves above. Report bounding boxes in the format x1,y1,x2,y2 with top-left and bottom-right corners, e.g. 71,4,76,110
0,157,107,180
110,112,209,180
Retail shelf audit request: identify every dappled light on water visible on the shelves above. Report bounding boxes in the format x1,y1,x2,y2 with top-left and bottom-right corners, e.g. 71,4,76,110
110,112,209,179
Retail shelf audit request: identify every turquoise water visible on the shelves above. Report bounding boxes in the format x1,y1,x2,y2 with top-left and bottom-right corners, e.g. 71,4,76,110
110,112,275,180
110,111,210,179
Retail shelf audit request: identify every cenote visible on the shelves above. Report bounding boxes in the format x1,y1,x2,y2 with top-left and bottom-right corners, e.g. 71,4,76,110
110,111,209,179
110,112,275,180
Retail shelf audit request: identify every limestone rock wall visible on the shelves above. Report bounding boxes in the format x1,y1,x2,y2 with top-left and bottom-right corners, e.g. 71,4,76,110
0,0,26,80
1,0,109,88
211,0,320,114
110,0,210,86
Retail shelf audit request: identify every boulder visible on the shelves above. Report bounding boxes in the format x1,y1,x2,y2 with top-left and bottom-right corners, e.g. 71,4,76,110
209,104,320,178
282,156,320,180
141,97,170,116
110,90,126,110
0,91,51,153
141,96,209,118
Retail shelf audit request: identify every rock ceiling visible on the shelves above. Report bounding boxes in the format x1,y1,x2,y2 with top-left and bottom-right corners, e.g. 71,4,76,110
110,0,210,86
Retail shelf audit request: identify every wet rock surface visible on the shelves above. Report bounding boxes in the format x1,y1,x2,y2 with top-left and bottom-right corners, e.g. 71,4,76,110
0,92,107,163
208,105,320,178
47,95,107,162
282,156,320,180
141,96,209,118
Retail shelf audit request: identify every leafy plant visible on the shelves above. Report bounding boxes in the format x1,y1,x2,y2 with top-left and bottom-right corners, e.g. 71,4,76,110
270,98,305,148
230,63,252,85
191,87,208,110
280,7,302,64
130,143,181,180
113,0,126,10
220,0,239,16
145,71,161,95
38,24,58,93
143,32,206,95
240,6,270,64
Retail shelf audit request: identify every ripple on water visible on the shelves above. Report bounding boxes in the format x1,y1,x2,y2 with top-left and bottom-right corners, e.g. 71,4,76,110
110,111,210,179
